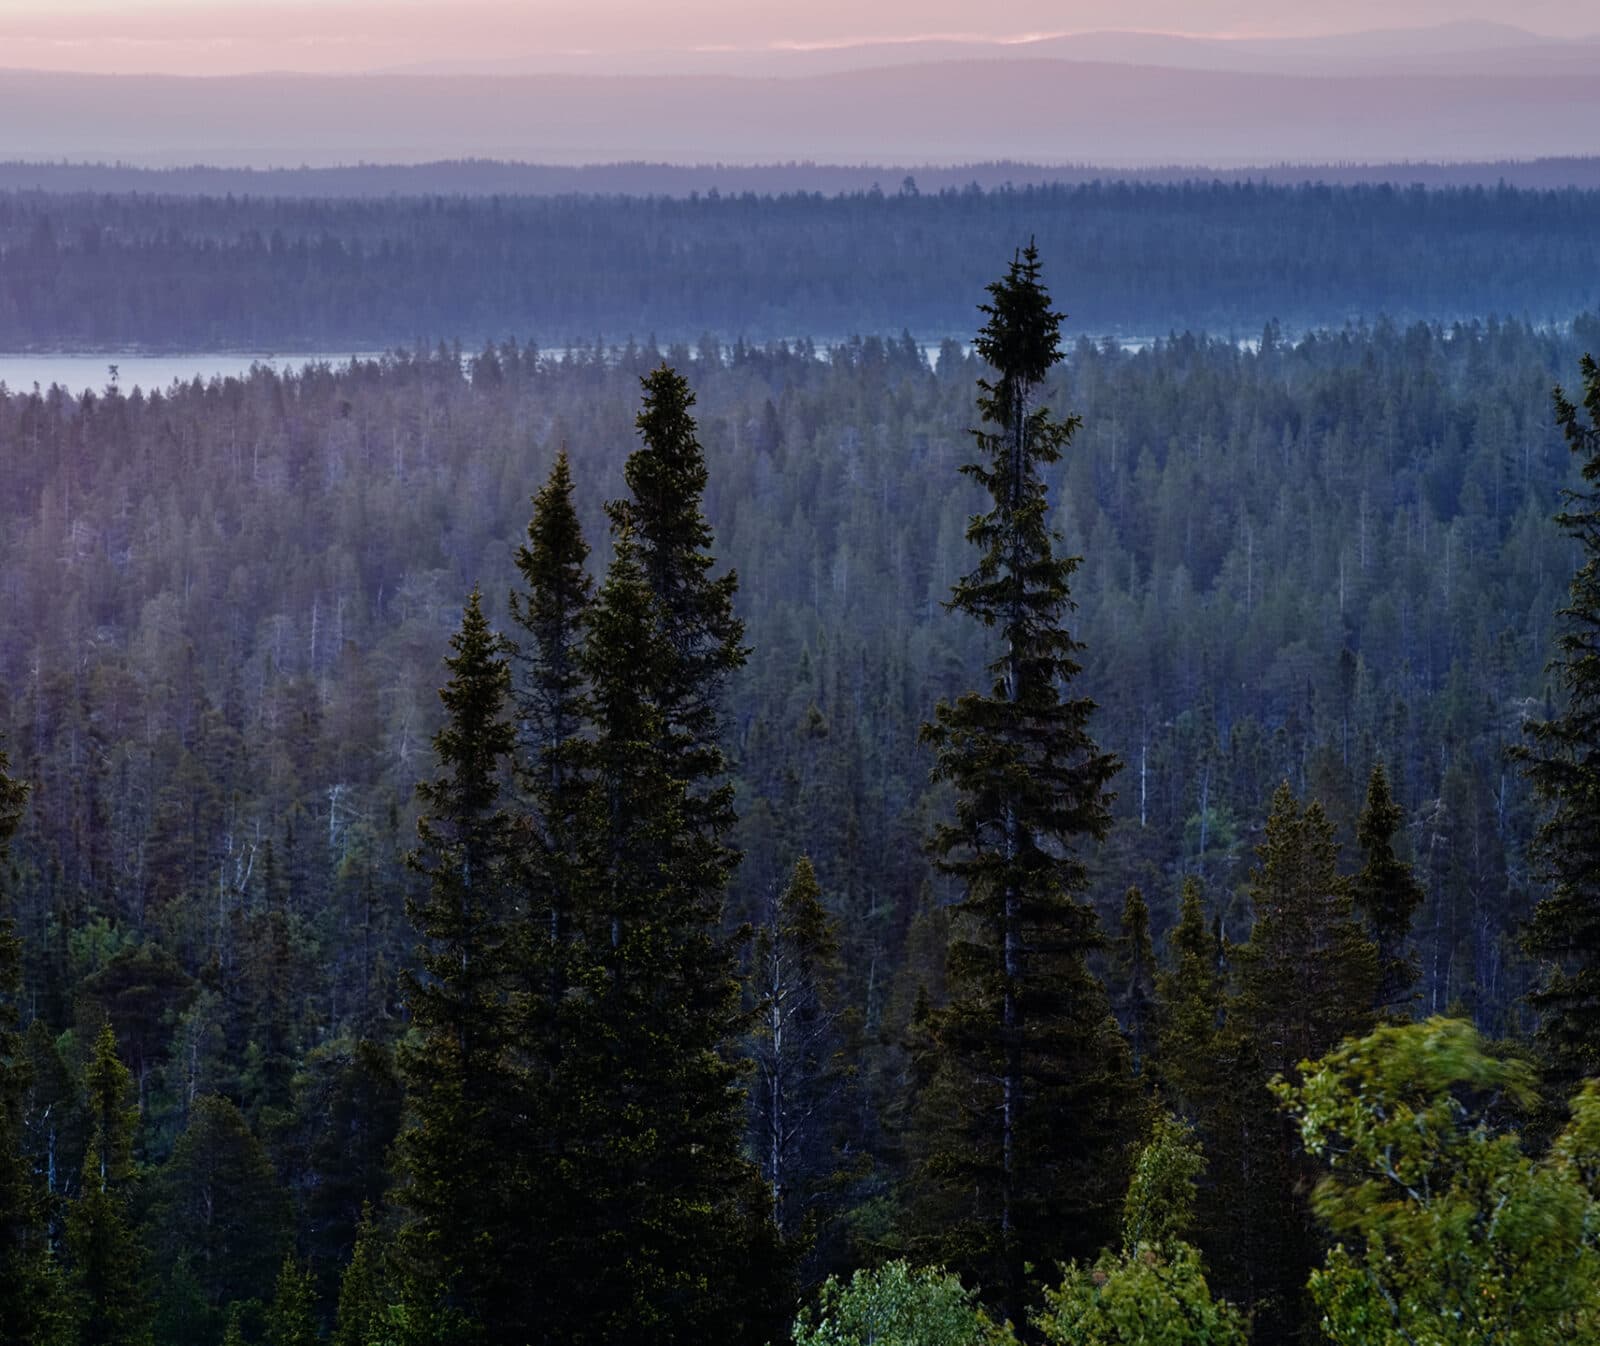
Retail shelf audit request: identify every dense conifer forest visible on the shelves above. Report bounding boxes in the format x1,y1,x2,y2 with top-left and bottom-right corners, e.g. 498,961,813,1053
2,180,1600,347
4,203,1600,1345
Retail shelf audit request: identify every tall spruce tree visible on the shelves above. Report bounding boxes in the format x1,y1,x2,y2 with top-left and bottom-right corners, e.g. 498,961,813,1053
607,364,746,849
393,588,518,1344
1351,763,1424,1017
508,448,593,944
1521,354,1600,1079
544,373,782,1346
916,243,1135,1327
66,1021,152,1346
334,1205,389,1346
503,451,595,1331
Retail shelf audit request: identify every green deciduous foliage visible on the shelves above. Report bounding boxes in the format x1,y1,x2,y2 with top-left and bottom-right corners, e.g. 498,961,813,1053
1034,1115,1246,1346
915,243,1136,1324
793,1261,1016,1346
1280,1016,1600,1345
1037,1241,1247,1346
1521,353,1600,1080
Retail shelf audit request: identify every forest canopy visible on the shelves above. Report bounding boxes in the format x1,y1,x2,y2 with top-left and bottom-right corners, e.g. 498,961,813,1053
1,180,1599,348
2,224,1600,1344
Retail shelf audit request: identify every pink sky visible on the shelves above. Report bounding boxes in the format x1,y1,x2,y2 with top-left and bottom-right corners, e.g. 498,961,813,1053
0,0,1593,75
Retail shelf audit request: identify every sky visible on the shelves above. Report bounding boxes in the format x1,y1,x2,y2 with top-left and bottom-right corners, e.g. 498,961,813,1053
0,0,1594,75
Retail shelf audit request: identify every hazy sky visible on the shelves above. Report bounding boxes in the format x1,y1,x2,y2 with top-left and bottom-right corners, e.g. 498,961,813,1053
0,0,1594,75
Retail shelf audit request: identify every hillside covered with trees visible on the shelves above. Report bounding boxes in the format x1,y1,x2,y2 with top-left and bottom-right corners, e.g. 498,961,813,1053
2,232,1600,1344
2,180,1600,348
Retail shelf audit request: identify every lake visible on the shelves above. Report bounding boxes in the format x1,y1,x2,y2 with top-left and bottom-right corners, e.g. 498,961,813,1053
0,352,377,396
0,337,1214,397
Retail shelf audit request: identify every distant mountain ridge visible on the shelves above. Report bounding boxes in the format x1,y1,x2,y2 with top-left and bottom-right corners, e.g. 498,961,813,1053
1,23,1596,168
380,21,1597,78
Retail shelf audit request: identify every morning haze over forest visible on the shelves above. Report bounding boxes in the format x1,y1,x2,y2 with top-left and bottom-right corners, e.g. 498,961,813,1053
4,4,1600,1346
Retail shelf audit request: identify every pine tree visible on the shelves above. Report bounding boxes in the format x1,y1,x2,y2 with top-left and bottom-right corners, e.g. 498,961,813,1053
916,243,1135,1326
149,1095,290,1338
392,588,518,1343
1521,354,1600,1079
0,748,65,1345
1351,763,1424,1017
66,1022,151,1346
219,1304,247,1346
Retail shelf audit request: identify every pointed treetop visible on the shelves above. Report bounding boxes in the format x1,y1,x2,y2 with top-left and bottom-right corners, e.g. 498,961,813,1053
420,586,514,822
779,857,837,965
974,239,1064,387
613,363,714,559
516,450,590,595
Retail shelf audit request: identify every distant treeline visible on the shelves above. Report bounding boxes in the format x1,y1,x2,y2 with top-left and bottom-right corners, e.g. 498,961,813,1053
5,156,1600,197
2,179,1600,348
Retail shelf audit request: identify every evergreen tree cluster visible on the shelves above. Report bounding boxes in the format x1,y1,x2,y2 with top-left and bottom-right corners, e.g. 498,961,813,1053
0,241,1599,1344
2,179,1600,347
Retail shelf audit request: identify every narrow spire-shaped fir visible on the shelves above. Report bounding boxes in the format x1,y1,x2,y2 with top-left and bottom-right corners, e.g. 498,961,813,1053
265,1256,318,1346
1520,354,1600,1079
545,412,783,1342
509,448,593,847
916,242,1134,1327
394,587,518,1343
607,364,747,851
